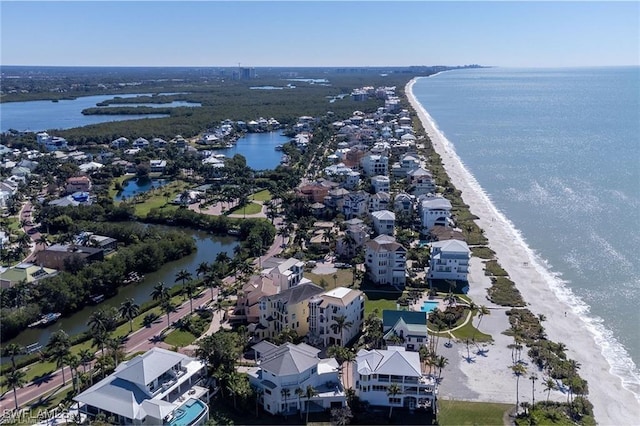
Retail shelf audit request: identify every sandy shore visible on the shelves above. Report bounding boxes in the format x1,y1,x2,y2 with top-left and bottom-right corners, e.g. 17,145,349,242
406,78,640,425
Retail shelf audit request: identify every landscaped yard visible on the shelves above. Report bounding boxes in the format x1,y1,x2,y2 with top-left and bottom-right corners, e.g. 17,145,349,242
229,202,262,215
364,296,398,316
249,189,272,202
304,269,354,290
163,329,198,347
437,399,511,426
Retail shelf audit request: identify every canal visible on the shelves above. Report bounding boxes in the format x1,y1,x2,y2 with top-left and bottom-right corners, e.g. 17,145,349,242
4,224,239,352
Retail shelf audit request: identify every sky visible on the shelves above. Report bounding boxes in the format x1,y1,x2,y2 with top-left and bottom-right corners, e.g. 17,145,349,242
1,1,638,68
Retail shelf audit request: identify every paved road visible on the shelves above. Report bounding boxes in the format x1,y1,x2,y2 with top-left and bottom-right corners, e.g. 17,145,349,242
0,215,288,412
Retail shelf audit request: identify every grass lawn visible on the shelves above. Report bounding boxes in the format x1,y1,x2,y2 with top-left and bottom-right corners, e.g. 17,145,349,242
365,296,398,316
305,269,354,290
249,190,272,202
163,329,198,347
437,399,511,426
229,202,262,215
451,315,493,343
471,246,496,260
108,174,134,199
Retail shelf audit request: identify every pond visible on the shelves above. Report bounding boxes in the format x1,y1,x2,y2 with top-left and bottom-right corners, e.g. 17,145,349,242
221,132,291,170
114,177,169,201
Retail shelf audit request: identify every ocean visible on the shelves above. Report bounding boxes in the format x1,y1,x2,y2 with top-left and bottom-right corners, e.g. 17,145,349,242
411,67,640,397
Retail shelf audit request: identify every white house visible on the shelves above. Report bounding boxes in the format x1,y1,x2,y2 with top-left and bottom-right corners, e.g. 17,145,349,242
382,310,429,351
365,235,406,286
419,196,452,234
36,132,68,151
408,167,436,196
307,287,365,347
343,171,361,190
371,175,390,194
132,137,150,149
264,257,310,292
74,348,209,425
427,239,471,282
247,342,347,416
342,190,369,219
371,210,395,236
149,159,167,173
352,346,437,412
393,193,413,214
369,192,391,213
360,154,388,177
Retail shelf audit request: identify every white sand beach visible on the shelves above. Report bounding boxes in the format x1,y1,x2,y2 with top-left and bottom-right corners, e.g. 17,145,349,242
406,78,640,425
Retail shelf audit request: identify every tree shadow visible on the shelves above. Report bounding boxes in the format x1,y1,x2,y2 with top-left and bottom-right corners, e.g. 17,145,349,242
476,348,489,357
31,371,56,386
462,355,476,364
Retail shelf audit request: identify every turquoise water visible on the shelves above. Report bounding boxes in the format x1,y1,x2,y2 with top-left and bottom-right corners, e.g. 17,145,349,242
421,301,439,313
114,178,169,201
412,66,639,398
169,398,207,426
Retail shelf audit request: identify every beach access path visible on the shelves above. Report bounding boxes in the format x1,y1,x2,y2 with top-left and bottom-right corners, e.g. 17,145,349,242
406,78,640,425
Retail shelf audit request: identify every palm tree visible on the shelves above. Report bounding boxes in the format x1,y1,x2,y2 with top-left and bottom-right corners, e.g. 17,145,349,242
196,261,210,279
529,373,538,407
543,377,556,402
304,385,318,424
35,234,50,248
151,281,170,302
66,353,80,392
106,336,126,366
4,343,24,369
183,281,197,313
435,355,449,380
295,387,304,419
330,315,354,346
175,269,193,289
205,274,222,302
5,368,26,410
78,348,94,375
386,383,402,419
118,298,140,333
472,305,490,341
281,387,291,418
511,363,527,414
161,299,177,327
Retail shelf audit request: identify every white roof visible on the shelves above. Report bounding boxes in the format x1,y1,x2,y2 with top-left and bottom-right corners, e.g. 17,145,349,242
323,287,352,299
355,346,422,377
371,210,395,221
421,197,451,210
430,239,470,253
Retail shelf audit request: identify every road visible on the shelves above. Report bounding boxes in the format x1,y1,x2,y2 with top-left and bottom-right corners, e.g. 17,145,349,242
0,215,288,412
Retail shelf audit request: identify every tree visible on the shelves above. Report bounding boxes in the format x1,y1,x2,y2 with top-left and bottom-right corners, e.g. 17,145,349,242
5,368,26,410
295,387,304,419
304,385,318,424
281,387,291,418
330,406,353,426
151,281,170,302
386,383,402,419
543,377,556,402
529,373,538,407
118,298,140,333
435,355,449,381
511,363,527,414
78,348,94,375
330,315,354,346
66,353,81,392
161,299,177,327
4,343,24,370
205,274,222,302
196,261,210,279
175,269,193,294
183,280,197,313
46,330,71,385
472,305,490,342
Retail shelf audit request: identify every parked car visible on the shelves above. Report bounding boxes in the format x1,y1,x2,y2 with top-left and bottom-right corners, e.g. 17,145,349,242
334,262,352,269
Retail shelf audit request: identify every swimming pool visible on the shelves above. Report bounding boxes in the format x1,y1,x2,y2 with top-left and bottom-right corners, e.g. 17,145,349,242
168,398,207,426
421,301,440,313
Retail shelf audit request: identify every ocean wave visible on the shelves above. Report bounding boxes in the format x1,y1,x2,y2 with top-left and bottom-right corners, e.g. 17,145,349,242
409,78,640,402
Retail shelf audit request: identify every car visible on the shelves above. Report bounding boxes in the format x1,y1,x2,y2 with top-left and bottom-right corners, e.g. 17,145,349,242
334,262,352,269
27,228,38,234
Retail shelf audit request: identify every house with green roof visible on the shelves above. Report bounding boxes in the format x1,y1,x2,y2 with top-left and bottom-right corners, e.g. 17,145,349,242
382,310,429,351
0,262,58,289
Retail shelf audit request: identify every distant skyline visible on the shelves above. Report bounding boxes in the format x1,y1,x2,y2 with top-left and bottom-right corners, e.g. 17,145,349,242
1,1,638,68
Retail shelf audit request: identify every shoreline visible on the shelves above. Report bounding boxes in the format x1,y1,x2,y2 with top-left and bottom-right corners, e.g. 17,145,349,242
406,77,640,425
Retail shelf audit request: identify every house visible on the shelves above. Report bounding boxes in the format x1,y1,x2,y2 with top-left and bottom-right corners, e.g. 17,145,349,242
369,192,391,213
65,176,92,194
408,167,435,196
360,154,388,177
0,263,58,289
110,137,130,148
74,348,209,425
342,190,369,219
132,137,150,149
251,282,324,342
36,132,68,151
371,175,390,194
230,274,279,324
297,182,330,203
308,287,365,347
150,160,167,173
352,346,437,412
263,257,310,292
247,342,347,416
79,162,104,173
382,310,429,351
371,210,395,236
419,196,452,234
393,193,414,214
365,235,406,287
426,240,471,282
323,188,350,211
335,218,370,258
35,244,104,271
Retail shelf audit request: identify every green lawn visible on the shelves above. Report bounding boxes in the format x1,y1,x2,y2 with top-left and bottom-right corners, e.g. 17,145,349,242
229,202,262,215
249,190,272,202
437,399,511,426
305,269,354,290
163,329,198,347
451,315,493,343
364,296,398,316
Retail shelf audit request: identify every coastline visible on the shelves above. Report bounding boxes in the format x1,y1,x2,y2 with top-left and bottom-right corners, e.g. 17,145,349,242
406,77,640,425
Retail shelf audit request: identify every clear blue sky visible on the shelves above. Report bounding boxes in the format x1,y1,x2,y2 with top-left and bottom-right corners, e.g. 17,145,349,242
1,1,638,67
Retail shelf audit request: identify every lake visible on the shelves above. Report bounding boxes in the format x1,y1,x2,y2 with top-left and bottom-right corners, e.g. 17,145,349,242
3,224,239,352
114,177,169,201
222,132,290,170
0,93,199,132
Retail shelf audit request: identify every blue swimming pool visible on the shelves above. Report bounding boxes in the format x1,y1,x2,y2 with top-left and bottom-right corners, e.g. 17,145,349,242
421,301,440,313
168,398,207,426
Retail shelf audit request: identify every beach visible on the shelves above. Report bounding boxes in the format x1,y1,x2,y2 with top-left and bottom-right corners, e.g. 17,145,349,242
406,78,640,425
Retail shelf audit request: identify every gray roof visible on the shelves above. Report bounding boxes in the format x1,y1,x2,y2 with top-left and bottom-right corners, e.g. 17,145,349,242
115,348,187,387
74,376,149,420
267,282,324,305
260,343,321,376
355,347,422,377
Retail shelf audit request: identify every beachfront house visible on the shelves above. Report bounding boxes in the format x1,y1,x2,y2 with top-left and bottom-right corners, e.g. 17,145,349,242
74,348,210,425
371,210,395,236
365,235,407,287
419,196,452,235
352,346,437,412
426,239,471,282
307,287,365,347
247,342,347,416
382,310,429,351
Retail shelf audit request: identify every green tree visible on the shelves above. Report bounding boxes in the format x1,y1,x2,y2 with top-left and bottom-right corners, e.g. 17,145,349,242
543,377,556,402
161,299,177,328
511,363,527,414
304,385,318,424
330,315,354,346
4,343,24,369
175,269,193,293
151,281,170,302
46,330,71,385
118,298,140,333
5,368,26,410
386,383,402,419
183,280,198,313
530,373,538,407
